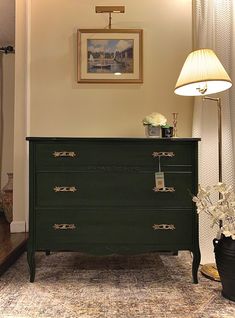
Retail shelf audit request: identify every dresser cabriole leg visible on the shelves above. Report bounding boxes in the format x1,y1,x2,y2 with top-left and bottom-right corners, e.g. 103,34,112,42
27,250,36,282
45,250,50,256
192,248,201,284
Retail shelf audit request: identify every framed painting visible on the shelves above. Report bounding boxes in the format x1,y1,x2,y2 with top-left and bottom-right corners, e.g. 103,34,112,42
77,29,143,83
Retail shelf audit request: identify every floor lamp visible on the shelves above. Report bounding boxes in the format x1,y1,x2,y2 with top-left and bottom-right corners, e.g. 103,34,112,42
174,48,232,280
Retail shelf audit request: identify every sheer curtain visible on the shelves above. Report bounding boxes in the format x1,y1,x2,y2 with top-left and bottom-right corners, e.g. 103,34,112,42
192,0,235,263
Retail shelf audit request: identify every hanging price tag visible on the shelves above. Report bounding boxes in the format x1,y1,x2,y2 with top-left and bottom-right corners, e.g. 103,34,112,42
155,172,165,189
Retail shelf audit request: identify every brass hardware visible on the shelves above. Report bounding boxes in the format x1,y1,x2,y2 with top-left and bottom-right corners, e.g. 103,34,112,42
53,151,77,158
153,187,175,192
200,263,221,282
53,186,77,192
53,224,76,230
172,112,178,138
95,6,125,29
152,224,176,231
152,151,175,158
95,6,125,13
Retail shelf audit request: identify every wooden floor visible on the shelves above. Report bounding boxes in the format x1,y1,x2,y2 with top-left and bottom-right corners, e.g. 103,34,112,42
0,216,28,275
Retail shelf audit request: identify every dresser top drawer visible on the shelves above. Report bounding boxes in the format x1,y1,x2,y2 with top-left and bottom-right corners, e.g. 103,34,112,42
27,138,199,170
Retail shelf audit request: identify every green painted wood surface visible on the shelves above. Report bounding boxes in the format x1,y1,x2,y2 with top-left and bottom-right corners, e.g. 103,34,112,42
34,140,194,170
35,208,193,249
35,171,193,208
26,137,201,282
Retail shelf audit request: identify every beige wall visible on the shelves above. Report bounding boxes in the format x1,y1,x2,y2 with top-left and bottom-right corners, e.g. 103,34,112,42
1,54,14,188
14,0,193,226
30,0,193,137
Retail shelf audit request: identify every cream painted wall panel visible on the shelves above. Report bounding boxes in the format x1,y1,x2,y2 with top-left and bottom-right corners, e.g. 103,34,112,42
13,0,27,226
1,54,14,188
30,0,193,137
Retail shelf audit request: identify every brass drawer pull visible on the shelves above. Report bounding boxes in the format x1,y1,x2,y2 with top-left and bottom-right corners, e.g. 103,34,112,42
152,151,175,158
54,186,78,192
53,151,77,158
152,224,175,230
153,187,175,192
53,223,76,230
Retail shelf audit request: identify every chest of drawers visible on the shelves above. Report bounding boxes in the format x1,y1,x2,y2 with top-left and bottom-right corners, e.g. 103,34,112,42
26,137,201,282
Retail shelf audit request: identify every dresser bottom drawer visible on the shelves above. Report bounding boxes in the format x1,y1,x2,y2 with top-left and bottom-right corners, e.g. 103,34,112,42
34,209,193,251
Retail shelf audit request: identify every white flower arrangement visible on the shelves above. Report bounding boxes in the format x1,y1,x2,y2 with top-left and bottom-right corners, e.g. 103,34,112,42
193,182,235,240
142,112,167,127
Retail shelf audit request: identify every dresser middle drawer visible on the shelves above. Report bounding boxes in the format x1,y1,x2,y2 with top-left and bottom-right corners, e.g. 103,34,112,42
35,171,193,208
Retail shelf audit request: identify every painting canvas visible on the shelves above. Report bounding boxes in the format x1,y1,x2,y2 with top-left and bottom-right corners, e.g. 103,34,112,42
77,29,143,83
87,39,134,74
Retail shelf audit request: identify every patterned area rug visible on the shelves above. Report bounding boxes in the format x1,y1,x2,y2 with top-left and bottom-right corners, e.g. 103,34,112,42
0,251,235,318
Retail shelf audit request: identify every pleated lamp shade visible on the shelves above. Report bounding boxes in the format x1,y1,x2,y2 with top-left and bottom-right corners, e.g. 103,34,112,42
174,49,232,96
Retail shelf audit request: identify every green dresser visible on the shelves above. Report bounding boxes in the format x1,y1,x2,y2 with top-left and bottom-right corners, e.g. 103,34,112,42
26,137,201,282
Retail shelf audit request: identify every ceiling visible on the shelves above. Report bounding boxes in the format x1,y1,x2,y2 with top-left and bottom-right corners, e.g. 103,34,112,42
0,0,15,47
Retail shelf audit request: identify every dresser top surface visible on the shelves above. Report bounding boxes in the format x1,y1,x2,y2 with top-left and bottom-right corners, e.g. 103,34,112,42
26,137,201,142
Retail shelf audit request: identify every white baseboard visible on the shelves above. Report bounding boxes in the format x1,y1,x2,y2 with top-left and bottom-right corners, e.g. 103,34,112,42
10,221,26,233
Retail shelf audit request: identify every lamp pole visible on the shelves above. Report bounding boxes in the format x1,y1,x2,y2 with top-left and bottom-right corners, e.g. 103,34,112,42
203,97,222,198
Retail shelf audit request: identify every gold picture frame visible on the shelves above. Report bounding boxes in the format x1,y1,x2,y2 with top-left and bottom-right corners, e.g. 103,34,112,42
77,29,143,83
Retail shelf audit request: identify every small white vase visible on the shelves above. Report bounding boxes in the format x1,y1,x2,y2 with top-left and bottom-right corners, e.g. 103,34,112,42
145,125,161,138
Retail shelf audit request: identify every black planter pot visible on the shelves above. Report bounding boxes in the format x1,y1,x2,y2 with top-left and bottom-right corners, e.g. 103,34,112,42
214,235,235,302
